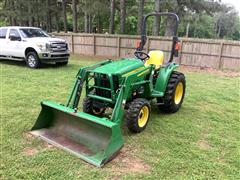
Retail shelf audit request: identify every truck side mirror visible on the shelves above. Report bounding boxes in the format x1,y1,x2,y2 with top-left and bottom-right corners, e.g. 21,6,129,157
9,34,21,41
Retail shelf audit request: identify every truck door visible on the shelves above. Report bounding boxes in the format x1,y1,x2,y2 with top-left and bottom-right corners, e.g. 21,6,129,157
0,28,8,57
6,29,25,59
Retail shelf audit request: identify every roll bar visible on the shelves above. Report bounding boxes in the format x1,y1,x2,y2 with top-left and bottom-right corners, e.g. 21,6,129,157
138,12,180,63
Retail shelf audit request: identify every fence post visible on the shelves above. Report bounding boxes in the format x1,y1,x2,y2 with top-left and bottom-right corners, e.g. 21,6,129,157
146,37,150,52
71,34,74,54
93,34,96,56
117,36,121,57
179,39,183,65
218,42,224,70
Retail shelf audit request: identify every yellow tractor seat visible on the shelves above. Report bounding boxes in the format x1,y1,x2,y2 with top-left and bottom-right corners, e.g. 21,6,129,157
145,50,164,69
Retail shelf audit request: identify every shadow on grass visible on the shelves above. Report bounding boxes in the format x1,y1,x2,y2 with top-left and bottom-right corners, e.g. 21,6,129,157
0,59,26,67
0,59,76,69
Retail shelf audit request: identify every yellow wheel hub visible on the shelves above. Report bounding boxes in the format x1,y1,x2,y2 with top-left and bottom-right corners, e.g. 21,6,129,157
92,108,104,115
138,106,149,128
174,82,184,104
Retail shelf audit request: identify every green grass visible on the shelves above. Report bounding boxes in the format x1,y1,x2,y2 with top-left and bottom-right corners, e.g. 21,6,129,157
1,56,240,179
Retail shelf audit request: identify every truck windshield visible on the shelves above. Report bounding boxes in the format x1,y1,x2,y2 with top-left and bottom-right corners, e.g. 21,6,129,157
19,28,50,38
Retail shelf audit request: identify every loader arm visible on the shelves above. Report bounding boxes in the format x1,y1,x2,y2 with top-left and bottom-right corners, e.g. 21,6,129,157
66,60,112,110
111,65,154,123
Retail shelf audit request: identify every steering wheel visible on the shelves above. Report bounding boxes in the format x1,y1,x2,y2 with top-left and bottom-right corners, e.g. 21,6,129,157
134,51,150,61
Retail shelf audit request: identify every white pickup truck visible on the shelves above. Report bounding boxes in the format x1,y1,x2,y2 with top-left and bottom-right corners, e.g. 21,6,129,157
0,26,70,68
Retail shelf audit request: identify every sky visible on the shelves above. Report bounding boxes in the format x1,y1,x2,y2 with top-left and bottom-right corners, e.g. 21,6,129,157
222,0,240,14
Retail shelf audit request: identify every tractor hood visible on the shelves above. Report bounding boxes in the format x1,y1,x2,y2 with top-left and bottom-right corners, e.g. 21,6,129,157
93,58,145,75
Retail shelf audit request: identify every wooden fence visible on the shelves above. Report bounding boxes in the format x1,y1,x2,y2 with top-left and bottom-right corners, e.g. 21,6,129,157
54,33,240,70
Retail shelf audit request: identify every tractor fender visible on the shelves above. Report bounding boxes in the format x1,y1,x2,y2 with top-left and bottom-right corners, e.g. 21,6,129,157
155,63,179,94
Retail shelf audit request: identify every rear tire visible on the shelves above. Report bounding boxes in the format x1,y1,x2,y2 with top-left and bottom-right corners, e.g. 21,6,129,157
157,71,185,113
125,98,151,133
83,97,105,116
26,52,41,68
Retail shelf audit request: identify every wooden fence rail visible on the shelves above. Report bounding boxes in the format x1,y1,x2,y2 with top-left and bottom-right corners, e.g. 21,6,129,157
54,33,240,70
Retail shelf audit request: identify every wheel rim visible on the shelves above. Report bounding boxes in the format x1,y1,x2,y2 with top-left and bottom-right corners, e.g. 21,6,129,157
138,106,149,128
27,55,36,67
92,108,104,115
174,82,183,104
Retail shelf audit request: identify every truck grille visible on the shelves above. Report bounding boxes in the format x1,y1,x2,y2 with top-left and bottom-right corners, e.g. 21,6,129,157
50,42,68,52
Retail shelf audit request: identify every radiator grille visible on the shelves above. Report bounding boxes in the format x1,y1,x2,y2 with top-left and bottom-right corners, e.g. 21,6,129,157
94,74,111,98
50,42,68,52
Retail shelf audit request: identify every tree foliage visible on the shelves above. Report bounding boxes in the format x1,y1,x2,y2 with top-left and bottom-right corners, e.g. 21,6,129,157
0,0,239,40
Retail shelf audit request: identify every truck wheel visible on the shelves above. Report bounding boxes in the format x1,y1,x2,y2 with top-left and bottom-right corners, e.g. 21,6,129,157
125,98,151,133
157,71,185,113
83,97,105,116
26,52,41,68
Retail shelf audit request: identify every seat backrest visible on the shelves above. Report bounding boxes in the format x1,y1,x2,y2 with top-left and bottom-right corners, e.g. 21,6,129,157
145,50,164,69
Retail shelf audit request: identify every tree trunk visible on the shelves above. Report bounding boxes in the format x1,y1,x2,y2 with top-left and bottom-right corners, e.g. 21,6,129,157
9,0,16,26
193,26,197,37
55,15,60,33
120,0,126,34
152,0,161,36
185,22,190,37
54,0,60,32
84,11,89,33
137,0,145,35
97,13,102,33
36,0,40,27
62,0,67,33
164,16,176,36
28,1,33,26
46,0,52,32
72,0,77,33
88,15,92,33
217,25,221,38
109,0,115,34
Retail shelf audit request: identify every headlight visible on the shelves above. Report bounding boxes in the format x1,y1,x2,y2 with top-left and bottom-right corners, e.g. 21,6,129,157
36,43,44,48
36,43,48,51
138,86,145,94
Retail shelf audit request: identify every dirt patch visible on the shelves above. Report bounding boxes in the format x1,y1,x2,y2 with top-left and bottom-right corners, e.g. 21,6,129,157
197,140,212,150
42,141,55,149
22,132,35,140
180,66,240,77
22,132,55,156
22,142,54,156
108,146,151,174
23,147,39,156
23,132,54,148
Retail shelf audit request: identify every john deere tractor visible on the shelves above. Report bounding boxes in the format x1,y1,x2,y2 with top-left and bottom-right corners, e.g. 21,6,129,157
30,12,186,167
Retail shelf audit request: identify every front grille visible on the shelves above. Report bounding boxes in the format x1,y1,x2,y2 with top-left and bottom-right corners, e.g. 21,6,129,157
112,75,119,91
51,54,69,58
94,74,111,98
50,42,68,52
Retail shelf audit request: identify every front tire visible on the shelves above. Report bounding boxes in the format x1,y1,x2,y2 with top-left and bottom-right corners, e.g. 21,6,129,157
26,52,41,68
82,97,105,116
125,98,151,133
157,71,186,113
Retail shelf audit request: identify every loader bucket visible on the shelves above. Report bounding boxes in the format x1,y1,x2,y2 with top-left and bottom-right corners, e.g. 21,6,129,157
30,101,124,167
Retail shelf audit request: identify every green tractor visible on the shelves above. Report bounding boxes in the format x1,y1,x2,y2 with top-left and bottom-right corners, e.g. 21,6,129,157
30,12,186,167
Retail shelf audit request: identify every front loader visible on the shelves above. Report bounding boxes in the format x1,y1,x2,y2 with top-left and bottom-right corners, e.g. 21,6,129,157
30,12,186,167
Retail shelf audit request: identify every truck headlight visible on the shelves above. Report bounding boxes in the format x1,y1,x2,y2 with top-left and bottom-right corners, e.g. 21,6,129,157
36,43,48,51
